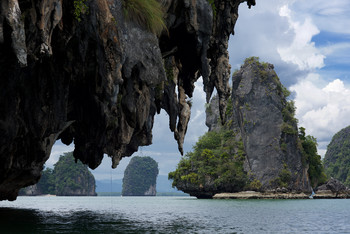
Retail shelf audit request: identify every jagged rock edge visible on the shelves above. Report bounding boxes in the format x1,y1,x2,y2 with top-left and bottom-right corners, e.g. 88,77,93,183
0,0,255,200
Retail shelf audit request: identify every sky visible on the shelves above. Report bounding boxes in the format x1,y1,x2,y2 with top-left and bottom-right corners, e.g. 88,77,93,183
50,0,350,181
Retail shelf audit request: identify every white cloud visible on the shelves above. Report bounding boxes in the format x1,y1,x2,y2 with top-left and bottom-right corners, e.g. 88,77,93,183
277,5,325,70
291,77,350,155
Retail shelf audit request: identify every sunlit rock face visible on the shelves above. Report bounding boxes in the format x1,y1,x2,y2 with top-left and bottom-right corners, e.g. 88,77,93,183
172,59,311,199
229,60,310,191
205,59,311,193
0,0,252,200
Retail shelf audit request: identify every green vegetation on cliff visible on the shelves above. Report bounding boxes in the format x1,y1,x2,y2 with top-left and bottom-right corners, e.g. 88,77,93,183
122,156,159,196
169,57,327,196
324,126,350,187
169,129,249,192
21,152,96,196
54,152,96,196
36,168,55,194
298,127,327,187
122,0,166,35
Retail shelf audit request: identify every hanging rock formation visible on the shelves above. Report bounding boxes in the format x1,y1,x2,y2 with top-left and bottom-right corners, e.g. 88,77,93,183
0,0,255,200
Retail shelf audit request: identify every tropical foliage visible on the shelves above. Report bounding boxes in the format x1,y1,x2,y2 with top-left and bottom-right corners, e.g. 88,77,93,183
54,152,96,195
298,127,327,187
122,156,159,196
168,129,250,192
21,152,96,195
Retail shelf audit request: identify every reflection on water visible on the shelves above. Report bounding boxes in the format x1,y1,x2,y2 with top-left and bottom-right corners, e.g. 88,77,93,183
1,196,350,233
0,208,201,233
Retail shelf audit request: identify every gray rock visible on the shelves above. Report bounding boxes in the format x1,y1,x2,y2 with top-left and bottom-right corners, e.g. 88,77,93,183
317,178,348,193
0,0,250,200
205,58,311,193
230,59,310,191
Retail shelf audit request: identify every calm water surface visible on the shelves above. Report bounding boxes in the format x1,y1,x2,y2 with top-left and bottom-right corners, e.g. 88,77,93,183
0,196,349,233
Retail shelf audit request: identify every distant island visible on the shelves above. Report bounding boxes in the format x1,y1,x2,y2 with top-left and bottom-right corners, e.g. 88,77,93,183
20,152,96,196
122,156,159,196
169,57,349,199
324,126,350,187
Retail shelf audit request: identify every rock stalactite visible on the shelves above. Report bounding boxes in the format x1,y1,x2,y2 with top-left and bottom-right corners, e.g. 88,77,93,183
0,0,254,200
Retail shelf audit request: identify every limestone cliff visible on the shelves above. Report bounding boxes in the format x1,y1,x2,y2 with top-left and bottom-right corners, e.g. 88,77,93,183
122,156,158,196
0,0,255,200
19,152,97,196
170,58,311,198
227,58,310,191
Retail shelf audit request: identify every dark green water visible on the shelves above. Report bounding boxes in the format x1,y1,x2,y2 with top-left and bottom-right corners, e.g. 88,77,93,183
1,196,349,233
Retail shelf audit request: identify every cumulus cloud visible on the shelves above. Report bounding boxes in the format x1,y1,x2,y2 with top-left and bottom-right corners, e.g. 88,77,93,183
229,0,305,87
278,5,325,70
290,76,350,155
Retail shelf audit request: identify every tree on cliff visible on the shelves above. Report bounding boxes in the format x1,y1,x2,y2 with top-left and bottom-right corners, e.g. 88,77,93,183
36,168,55,194
168,129,249,196
324,126,350,187
122,156,159,196
298,127,327,187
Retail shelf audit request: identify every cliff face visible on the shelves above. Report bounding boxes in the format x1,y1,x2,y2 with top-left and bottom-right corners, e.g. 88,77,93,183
171,58,310,198
122,156,158,196
0,0,253,200
228,58,310,191
18,184,42,196
19,152,97,196
56,174,96,196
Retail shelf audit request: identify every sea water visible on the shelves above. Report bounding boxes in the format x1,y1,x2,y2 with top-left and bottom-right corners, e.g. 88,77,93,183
1,196,350,233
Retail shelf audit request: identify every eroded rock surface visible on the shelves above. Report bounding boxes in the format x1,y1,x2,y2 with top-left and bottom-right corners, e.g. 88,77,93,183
170,58,311,199
0,0,253,200
206,58,311,193
229,59,310,191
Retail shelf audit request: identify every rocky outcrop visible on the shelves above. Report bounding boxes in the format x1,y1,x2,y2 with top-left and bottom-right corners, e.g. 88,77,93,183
316,178,349,194
56,174,97,196
228,58,310,191
169,58,311,199
214,178,350,198
206,58,311,193
18,184,42,196
144,184,157,196
0,0,254,200
19,152,97,196
122,156,158,196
